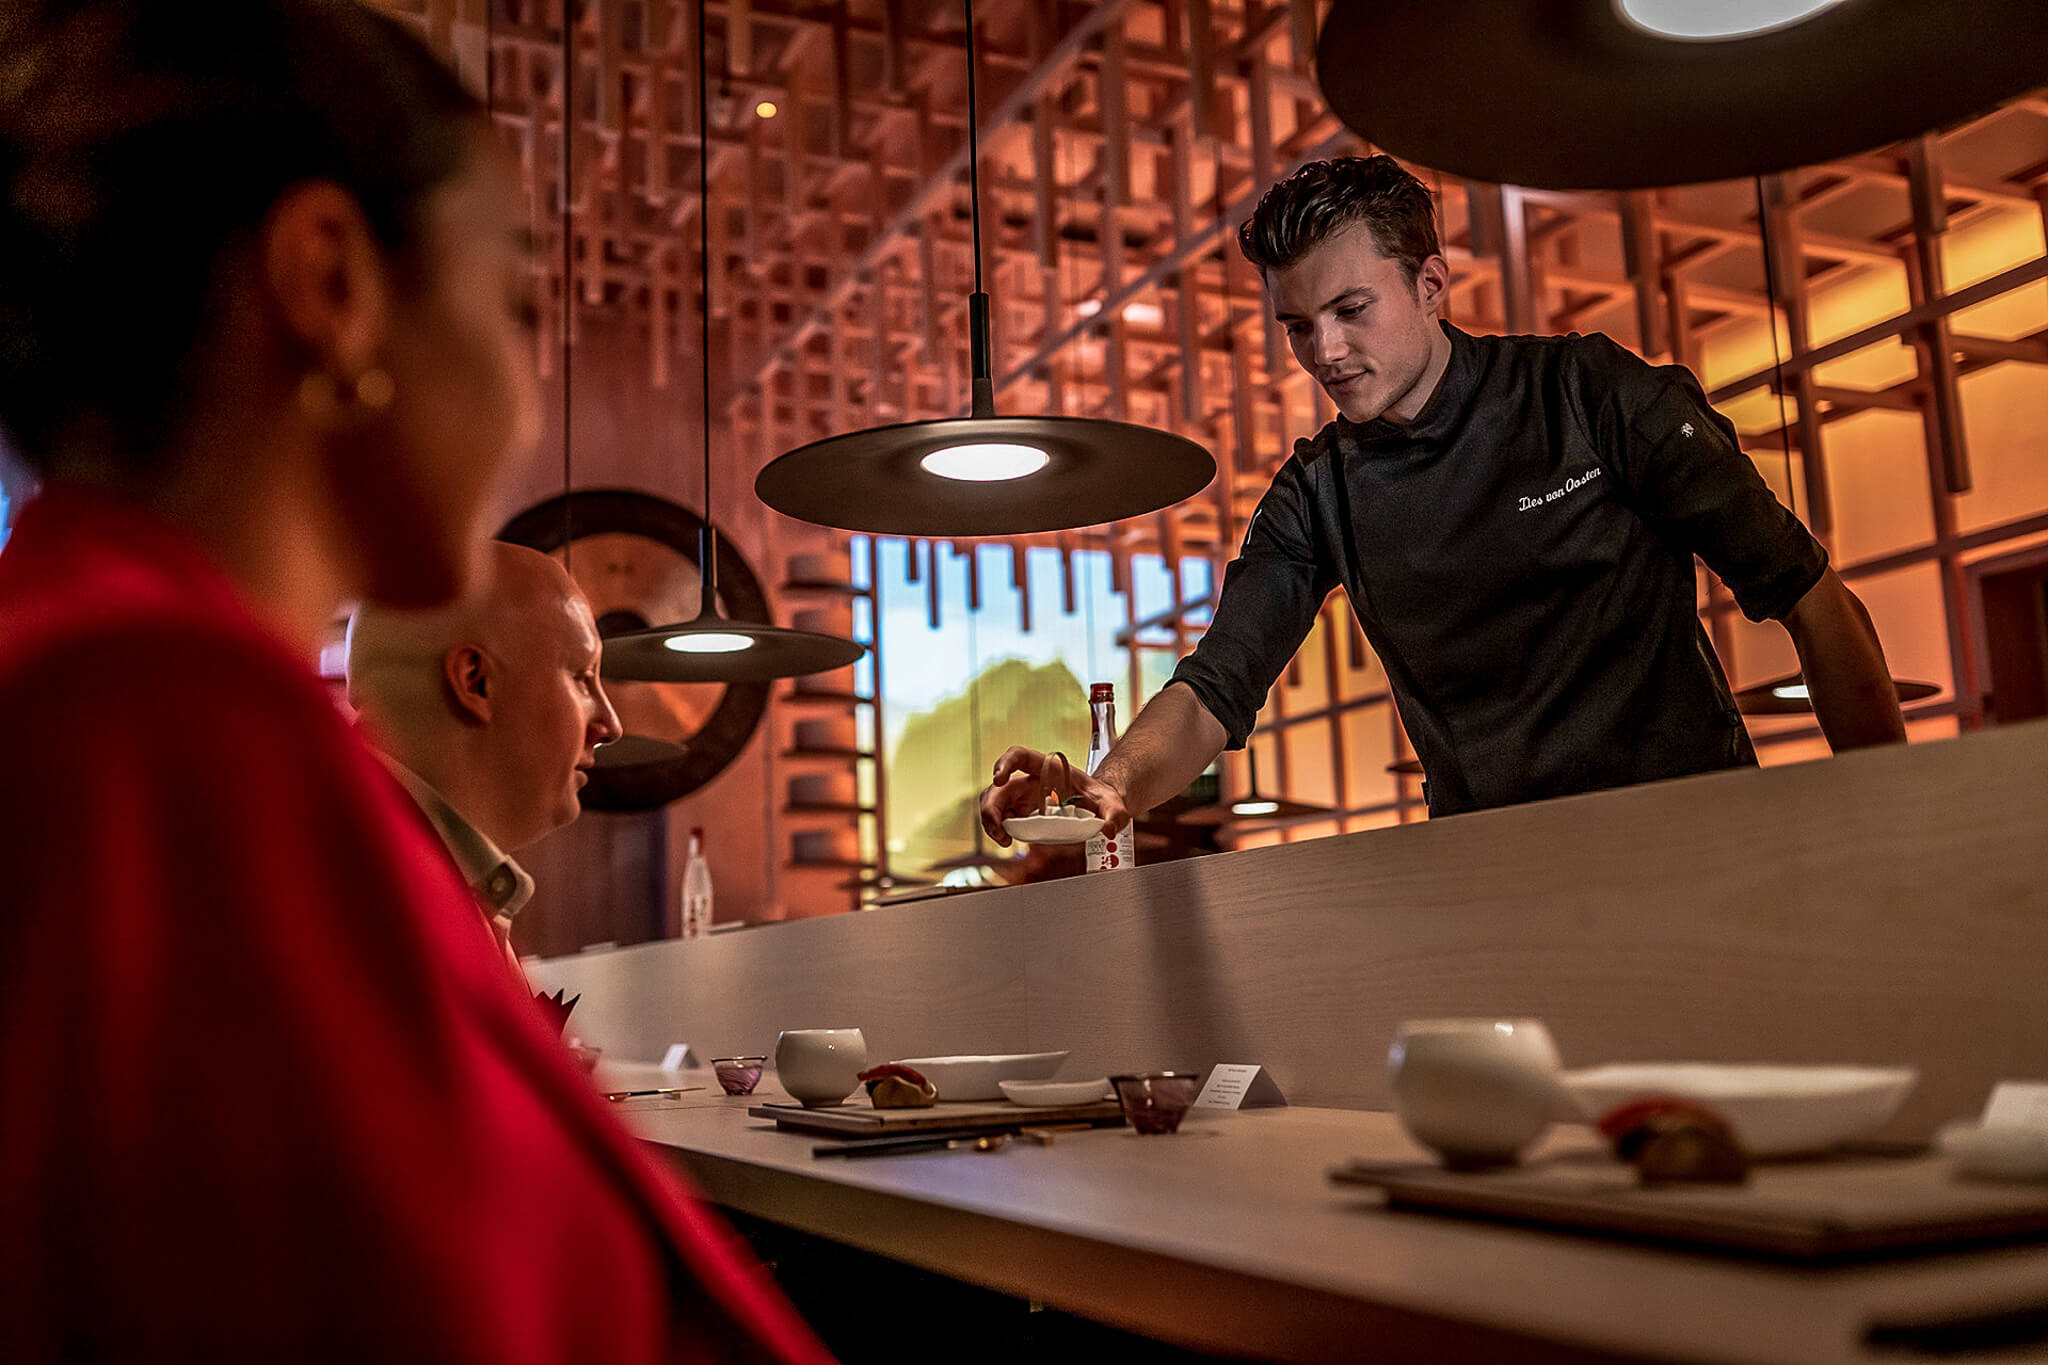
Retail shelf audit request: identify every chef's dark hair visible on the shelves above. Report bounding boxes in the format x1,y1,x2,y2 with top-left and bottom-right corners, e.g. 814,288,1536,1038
1239,155,1441,285
0,0,483,474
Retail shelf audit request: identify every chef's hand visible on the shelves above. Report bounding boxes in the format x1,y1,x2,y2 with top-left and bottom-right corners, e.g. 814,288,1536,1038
979,746,1134,847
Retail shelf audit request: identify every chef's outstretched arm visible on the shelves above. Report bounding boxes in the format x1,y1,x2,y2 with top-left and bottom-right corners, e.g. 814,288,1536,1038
980,682,1229,844
1781,568,1907,751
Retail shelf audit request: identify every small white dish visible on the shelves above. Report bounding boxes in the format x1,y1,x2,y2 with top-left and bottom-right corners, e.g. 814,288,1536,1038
892,1051,1070,1101
1002,813,1104,845
1561,1063,1918,1157
1000,1077,1113,1107
1939,1122,2048,1182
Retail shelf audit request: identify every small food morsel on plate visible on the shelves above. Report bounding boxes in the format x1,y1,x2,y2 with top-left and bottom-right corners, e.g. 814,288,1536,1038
1597,1097,1751,1185
860,1063,939,1108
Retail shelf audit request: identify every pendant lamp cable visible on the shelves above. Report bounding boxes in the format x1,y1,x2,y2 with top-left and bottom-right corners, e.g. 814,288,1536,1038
961,0,993,416
1752,175,1798,519
560,0,575,571
697,0,716,602
964,0,983,300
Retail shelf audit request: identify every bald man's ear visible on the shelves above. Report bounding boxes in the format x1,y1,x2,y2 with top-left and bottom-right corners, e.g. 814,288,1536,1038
444,645,493,725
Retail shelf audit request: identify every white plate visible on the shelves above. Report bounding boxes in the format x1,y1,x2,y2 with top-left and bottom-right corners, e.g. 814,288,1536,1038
1002,813,1104,845
891,1051,1070,1102
1000,1077,1113,1107
1938,1122,2048,1181
1561,1063,1918,1157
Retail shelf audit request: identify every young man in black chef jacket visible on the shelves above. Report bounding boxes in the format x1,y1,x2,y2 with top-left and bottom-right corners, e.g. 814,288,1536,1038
983,155,1904,831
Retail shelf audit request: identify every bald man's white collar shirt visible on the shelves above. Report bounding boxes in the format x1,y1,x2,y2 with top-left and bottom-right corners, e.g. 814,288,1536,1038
374,753,533,976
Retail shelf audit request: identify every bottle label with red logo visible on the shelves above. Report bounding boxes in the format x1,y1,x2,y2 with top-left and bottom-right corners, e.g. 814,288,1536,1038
1084,682,1135,874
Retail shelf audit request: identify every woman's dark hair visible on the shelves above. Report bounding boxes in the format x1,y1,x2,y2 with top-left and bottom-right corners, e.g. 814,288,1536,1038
1238,155,1441,284
0,0,484,473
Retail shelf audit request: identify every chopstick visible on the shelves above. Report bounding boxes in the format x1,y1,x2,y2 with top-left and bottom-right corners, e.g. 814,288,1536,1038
602,1086,706,1101
819,1134,1009,1159
812,1129,1007,1158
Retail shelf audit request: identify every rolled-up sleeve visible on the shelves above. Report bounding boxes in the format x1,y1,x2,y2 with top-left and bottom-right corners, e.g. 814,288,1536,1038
1571,334,1827,622
1167,450,1339,748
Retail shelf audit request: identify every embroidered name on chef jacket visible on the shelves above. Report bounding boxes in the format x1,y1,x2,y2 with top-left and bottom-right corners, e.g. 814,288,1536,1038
1516,464,1602,513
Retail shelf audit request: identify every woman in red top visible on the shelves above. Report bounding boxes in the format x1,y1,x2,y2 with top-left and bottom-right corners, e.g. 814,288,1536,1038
0,3,828,1360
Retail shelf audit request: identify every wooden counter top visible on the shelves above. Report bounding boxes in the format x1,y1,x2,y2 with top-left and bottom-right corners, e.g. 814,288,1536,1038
607,1067,2048,1364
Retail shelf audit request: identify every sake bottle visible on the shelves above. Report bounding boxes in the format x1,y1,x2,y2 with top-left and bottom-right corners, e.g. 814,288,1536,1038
1083,683,1135,874
680,826,713,940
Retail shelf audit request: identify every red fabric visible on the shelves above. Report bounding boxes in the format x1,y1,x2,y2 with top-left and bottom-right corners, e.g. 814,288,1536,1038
0,486,832,1364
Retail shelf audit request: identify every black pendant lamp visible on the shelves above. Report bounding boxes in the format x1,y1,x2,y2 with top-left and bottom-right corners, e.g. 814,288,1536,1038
1735,671,1940,716
602,0,866,683
751,0,1214,537
1315,0,2048,191
1180,746,1332,825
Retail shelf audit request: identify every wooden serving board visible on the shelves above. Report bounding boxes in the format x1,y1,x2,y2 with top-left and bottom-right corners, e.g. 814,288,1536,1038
1330,1150,2048,1262
750,1098,1124,1138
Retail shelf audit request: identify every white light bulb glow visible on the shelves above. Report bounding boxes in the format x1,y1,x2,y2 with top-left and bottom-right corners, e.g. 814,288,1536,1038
1232,798,1281,817
1616,0,1848,41
1770,681,1811,700
665,632,755,654
919,442,1049,482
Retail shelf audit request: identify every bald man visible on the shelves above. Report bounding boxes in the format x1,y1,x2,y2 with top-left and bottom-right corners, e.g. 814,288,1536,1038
347,542,621,972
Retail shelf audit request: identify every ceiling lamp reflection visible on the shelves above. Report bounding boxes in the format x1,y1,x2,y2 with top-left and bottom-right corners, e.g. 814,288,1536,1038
753,0,1213,538
666,632,754,654
920,442,1049,483
603,0,865,683
1315,0,2048,190
1615,0,1848,41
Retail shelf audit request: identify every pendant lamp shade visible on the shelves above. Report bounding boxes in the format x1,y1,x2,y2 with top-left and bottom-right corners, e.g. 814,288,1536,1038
1315,0,2048,190
1178,746,1332,825
752,0,1214,537
589,733,690,768
1734,671,1940,716
601,525,866,682
756,412,1217,538
600,0,867,682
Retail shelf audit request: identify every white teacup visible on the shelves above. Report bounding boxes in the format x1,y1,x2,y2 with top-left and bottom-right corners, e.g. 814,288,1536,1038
1389,1019,1564,1169
774,1028,868,1108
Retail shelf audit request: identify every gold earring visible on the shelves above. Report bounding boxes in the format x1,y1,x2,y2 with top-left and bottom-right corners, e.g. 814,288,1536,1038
297,368,395,421
296,370,344,421
349,368,395,411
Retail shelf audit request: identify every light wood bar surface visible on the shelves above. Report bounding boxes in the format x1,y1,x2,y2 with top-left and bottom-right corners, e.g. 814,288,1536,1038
606,1072,2048,1363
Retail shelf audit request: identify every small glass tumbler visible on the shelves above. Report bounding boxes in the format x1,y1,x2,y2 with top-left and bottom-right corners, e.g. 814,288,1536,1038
1111,1072,1202,1134
712,1056,766,1096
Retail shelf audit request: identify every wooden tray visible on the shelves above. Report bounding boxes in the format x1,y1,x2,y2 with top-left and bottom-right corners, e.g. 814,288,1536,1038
750,1097,1124,1138
1330,1150,2048,1262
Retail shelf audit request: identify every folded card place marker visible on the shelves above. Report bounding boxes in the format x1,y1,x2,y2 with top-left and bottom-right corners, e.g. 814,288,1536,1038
1982,1081,2048,1131
1192,1063,1287,1112
660,1043,698,1071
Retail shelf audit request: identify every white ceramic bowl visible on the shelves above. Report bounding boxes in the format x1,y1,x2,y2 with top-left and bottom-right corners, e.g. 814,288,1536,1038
999,1077,1114,1107
892,1051,1070,1101
1002,813,1104,845
774,1028,868,1108
1389,1019,1565,1168
1561,1063,1918,1157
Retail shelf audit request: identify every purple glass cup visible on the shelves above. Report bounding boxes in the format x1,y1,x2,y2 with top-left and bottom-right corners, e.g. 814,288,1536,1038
1111,1072,1202,1134
712,1056,766,1096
